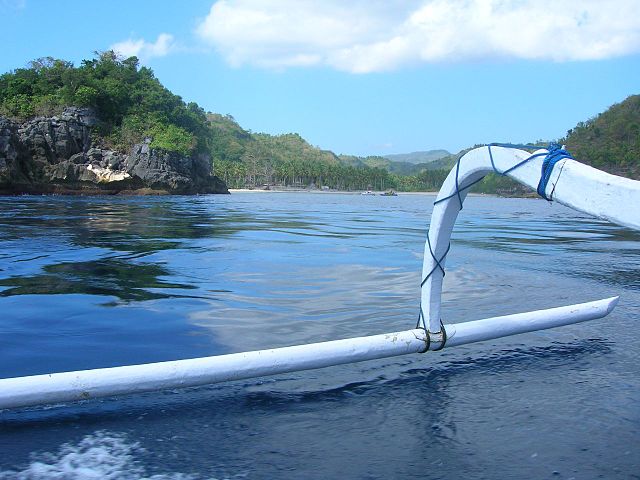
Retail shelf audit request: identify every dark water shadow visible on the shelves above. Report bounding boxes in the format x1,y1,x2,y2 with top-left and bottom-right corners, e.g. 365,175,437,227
0,197,332,251
0,258,198,302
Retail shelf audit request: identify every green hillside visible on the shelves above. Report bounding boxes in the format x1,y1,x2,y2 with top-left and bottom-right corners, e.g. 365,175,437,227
341,155,426,175
384,150,451,164
563,95,640,178
211,94,640,192
0,53,212,157
209,116,392,190
418,154,458,171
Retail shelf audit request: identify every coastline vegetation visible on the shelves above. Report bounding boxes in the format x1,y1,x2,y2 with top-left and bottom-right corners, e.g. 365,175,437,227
0,52,210,157
1,52,637,194
563,95,640,179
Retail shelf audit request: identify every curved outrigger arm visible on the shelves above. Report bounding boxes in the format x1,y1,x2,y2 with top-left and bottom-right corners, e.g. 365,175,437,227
421,145,640,344
0,147,638,410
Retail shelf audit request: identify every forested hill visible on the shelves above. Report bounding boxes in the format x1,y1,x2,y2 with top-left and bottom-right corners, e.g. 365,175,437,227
1,53,637,194
208,114,449,191
383,150,450,164
0,53,213,157
563,95,640,178
209,114,396,190
0,53,408,191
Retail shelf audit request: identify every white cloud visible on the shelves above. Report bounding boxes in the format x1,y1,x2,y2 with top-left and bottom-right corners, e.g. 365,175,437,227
196,0,640,73
110,33,176,62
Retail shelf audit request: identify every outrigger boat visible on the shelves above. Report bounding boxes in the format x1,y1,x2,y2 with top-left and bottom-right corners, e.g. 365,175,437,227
1,144,638,410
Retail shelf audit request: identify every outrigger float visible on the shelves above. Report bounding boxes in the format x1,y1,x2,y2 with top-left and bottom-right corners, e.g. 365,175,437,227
1,145,639,410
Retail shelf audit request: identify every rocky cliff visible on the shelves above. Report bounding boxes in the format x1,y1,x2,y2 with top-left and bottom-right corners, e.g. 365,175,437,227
0,107,229,194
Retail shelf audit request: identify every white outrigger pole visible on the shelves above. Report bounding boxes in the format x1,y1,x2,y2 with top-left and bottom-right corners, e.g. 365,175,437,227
1,146,638,410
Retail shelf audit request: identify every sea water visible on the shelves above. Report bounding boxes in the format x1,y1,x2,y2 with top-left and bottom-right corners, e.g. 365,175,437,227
0,193,638,479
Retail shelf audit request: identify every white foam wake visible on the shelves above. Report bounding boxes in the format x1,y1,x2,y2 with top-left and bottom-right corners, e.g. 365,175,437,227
0,431,225,480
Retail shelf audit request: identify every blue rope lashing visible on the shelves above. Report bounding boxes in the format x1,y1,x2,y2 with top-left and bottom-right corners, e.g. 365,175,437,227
423,142,574,333
430,319,448,351
415,306,432,350
416,236,450,330
416,305,426,329
433,142,573,208
536,143,573,200
420,235,450,287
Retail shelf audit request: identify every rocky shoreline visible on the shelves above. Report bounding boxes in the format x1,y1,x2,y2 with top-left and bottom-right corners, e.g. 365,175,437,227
0,107,228,195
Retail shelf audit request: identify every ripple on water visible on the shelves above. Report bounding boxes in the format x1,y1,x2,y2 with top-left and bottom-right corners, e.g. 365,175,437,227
0,193,638,480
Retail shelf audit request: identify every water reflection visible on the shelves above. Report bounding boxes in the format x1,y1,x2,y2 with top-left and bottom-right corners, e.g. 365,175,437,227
0,197,254,248
0,259,197,302
190,263,419,353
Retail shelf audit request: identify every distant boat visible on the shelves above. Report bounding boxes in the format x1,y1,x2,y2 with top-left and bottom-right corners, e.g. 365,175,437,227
380,190,398,196
361,190,376,195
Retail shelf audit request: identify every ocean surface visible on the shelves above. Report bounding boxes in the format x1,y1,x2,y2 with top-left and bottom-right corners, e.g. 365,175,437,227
0,192,638,480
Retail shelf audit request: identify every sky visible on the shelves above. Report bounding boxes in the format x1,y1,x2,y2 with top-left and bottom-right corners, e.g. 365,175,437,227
1,0,639,157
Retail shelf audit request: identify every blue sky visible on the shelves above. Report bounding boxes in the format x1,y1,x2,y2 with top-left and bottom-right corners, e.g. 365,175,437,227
1,0,639,157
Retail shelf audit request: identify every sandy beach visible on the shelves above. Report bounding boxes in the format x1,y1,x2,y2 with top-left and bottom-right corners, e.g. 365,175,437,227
227,188,497,197
228,188,440,195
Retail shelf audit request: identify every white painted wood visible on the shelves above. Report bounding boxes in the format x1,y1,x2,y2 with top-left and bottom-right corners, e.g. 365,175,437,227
0,330,429,410
421,146,640,333
0,297,616,410
444,296,618,348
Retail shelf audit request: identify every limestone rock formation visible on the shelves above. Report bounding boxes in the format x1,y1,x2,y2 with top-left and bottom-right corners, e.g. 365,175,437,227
0,107,228,194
